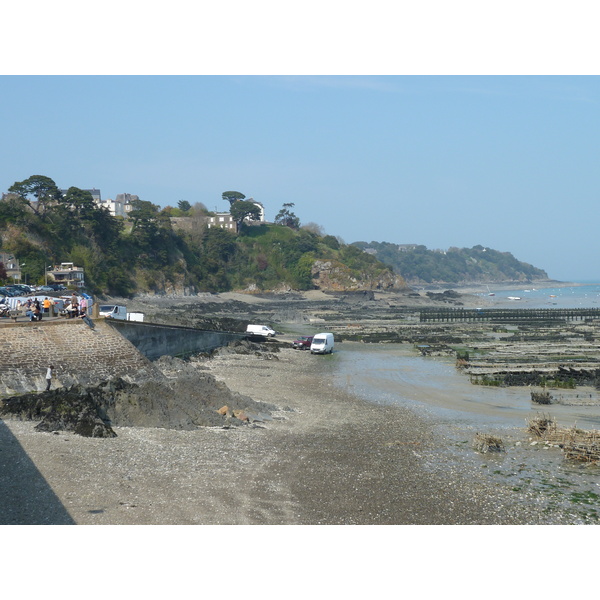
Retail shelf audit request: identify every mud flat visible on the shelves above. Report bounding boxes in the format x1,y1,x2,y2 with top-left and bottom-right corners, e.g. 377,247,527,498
4,288,600,525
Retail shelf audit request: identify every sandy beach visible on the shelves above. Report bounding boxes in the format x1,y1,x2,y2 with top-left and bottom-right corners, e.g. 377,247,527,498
2,342,556,525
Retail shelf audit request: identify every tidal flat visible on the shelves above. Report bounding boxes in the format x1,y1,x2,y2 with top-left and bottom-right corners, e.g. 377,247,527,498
4,286,600,524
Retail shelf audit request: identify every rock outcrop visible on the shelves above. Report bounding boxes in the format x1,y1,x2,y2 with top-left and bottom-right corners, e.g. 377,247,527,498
0,348,279,437
311,259,407,291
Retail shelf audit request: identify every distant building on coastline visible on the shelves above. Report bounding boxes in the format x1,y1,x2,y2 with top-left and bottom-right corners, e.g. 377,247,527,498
47,262,85,288
60,188,102,204
99,193,137,218
0,251,21,283
59,188,136,218
207,213,238,232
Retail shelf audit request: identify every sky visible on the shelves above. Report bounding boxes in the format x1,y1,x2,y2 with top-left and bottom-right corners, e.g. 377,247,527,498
1,4,599,285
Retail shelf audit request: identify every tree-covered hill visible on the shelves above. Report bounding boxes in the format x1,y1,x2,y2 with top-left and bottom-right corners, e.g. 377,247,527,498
0,175,405,296
351,241,549,285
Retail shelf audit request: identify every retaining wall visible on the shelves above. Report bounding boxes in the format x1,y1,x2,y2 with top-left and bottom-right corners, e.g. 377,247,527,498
106,320,245,360
0,320,157,395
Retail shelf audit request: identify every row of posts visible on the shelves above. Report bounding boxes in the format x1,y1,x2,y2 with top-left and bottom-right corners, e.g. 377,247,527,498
419,308,600,323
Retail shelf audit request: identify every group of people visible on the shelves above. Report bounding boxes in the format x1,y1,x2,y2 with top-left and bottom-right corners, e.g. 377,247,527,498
18,293,92,324
23,298,47,321
63,293,88,318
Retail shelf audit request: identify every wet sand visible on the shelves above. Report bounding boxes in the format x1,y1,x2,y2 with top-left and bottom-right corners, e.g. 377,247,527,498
336,343,600,430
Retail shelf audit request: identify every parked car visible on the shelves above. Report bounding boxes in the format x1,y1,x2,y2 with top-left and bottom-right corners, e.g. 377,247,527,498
6,284,34,294
0,286,20,297
292,335,314,350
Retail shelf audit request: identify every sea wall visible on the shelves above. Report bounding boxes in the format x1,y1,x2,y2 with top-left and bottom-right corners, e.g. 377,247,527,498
106,320,245,360
0,320,157,395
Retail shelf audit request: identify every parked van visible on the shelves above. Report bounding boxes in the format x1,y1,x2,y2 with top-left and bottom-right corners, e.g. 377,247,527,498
246,324,276,337
310,332,334,354
99,304,127,320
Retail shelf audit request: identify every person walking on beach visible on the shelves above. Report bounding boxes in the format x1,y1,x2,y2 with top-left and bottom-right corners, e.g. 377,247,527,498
45,365,54,391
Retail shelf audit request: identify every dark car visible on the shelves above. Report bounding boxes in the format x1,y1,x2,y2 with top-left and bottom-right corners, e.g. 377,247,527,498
6,284,33,295
292,335,314,350
0,286,20,297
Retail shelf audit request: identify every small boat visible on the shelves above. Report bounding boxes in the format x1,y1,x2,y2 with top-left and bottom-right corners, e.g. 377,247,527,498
507,296,521,301
486,285,495,296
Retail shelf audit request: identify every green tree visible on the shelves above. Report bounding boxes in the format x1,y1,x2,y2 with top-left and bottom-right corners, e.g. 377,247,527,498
0,193,30,227
274,203,300,229
322,235,340,250
222,190,246,207
8,175,62,219
129,199,161,236
178,200,191,212
230,200,262,228
127,199,173,265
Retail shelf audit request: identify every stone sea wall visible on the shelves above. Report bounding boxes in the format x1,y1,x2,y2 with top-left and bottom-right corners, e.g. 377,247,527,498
0,320,158,395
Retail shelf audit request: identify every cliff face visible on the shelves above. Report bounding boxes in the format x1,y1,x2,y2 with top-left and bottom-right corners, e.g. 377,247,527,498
311,259,408,292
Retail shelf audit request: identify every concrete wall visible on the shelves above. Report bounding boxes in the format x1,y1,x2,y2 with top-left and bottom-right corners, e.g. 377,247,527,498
0,320,157,395
106,320,245,361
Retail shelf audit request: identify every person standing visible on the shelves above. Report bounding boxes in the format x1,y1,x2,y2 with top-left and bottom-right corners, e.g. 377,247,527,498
43,297,51,315
45,365,54,391
70,293,79,317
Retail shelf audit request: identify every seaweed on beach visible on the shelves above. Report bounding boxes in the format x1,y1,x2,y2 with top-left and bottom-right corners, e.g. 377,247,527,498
531,388,554,405
527,414,557,436
472,433,505,453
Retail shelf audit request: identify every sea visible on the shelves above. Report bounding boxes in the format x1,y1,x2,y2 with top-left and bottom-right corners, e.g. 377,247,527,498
322,283,600,523
477,281,600,309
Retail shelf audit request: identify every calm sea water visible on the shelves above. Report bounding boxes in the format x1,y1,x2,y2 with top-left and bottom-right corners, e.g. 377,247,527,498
479,283,600,309
330,343,600,430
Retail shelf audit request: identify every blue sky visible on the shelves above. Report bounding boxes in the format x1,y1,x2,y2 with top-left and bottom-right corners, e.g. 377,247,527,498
2,75,598,281
2,2,599,283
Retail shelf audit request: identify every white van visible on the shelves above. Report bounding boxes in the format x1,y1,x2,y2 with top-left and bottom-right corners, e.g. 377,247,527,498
99,304,127,320
310,332,334,354
246,324,276,337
